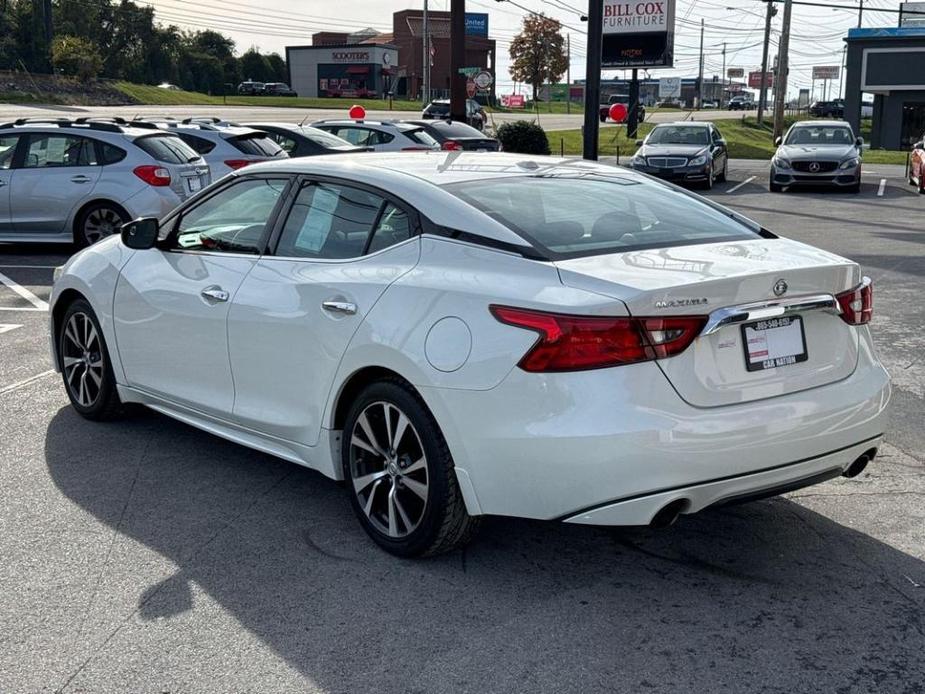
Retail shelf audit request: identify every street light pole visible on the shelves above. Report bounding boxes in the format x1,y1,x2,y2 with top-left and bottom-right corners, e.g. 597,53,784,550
757,0,774,125
422,0,429,103
450,0,466,122
582,0,603,160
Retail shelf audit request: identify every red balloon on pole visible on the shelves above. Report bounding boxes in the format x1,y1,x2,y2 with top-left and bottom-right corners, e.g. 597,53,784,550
349,104,366,120
608,103,628,123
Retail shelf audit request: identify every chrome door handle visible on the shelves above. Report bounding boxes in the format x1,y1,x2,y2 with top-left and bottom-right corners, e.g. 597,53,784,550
322,300,357,315
201,286,229,303
70,175,92,183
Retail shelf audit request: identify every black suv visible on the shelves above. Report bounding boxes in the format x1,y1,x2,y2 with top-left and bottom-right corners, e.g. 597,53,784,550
237,81,265,96
809,99,845,118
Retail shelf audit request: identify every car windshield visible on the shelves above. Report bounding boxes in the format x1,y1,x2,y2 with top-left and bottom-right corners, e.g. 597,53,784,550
646,126,710,146
444,174,761,259
298,126,358,149
427,101,451,113
785,126,854,145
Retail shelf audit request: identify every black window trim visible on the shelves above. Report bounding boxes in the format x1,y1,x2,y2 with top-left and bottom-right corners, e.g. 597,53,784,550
265,174,423,261
158,173,296,256
18,131,100,169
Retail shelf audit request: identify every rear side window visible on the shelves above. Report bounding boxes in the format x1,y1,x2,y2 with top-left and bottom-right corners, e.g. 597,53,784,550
135,135,199,164
177,133,216,155
444,175,761,259
100,143,126,165
230,134,285,157
299,126,355,149
330,127,393,147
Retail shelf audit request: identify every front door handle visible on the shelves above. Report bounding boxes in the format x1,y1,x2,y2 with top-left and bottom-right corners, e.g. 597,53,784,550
70,175,92,184
201,286,229,303
322,300,357,315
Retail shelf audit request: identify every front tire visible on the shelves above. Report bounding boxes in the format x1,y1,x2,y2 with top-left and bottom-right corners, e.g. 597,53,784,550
717,160,728,183
75,202,128,248
58,299,122,420
342,379,481,557
769,179,784,193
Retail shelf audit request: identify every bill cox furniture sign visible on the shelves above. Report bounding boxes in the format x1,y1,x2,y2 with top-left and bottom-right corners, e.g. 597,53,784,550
602,0,675,68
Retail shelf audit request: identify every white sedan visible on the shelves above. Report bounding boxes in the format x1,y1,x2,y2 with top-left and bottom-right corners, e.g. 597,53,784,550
50,152,890,557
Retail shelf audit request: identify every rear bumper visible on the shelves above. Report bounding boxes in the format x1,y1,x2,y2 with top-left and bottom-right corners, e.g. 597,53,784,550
421,330,890,524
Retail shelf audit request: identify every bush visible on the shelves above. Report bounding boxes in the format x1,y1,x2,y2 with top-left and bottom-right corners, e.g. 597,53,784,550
496,120,551,155
51,36,103,81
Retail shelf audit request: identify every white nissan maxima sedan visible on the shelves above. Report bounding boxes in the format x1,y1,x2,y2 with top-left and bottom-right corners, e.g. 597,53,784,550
49,152,890,557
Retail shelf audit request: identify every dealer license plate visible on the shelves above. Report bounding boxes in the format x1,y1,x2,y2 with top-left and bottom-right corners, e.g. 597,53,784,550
741,316,808,372
187,177,202,193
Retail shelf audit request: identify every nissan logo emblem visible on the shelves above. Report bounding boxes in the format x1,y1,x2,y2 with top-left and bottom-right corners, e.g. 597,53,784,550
808,162,821,173
773,279,788,297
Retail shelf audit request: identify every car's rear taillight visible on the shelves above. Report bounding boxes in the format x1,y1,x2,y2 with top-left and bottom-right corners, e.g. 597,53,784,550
835,277,873,325
490,305,706,372
441,140,462,151
224,159,254,170
133,165,171,187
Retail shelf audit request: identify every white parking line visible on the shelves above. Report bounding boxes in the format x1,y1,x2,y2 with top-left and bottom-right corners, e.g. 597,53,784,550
0,369,55,396
726,176,756,194
0,271,49,312
0,324,22,334
877,178,887,197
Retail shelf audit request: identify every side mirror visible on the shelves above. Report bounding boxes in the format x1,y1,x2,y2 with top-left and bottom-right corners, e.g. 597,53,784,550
855,137,864,147
716,138,727,147
635,139,644,147
121,218,159,250
774,136,782,146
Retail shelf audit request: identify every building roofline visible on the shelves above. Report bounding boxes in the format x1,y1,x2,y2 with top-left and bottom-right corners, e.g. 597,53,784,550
286,43,399,51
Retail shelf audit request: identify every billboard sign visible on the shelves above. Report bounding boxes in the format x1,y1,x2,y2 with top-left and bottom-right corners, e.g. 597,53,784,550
501,94,526,108
727,67,744,79
601,0,676,68
748,70,773,89
465,13,489,37
812,65,840,80
658,76,681,98
900,2,925,27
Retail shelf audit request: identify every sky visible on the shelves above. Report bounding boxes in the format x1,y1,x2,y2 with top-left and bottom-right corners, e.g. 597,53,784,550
140,0,905,99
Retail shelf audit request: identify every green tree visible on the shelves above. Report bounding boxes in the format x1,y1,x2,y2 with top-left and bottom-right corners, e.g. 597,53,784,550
239,47,271,83
508,14,568,102
265,52,287,83
50,34,103,80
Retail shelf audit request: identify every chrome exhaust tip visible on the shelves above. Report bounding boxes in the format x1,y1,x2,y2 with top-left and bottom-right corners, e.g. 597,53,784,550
843,448,877,478
650,499,687,528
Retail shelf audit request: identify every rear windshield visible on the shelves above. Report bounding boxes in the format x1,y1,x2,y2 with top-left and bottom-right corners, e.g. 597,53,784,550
135,134,200,164
429,121,486,138
230,133,286,157
426,102,451,113
399,126,439,147
444,174,762,259
298,126,357,149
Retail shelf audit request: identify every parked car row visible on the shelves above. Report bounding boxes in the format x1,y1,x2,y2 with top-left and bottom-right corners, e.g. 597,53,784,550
422,99,488,131
0,113,501,246
237,81,298,97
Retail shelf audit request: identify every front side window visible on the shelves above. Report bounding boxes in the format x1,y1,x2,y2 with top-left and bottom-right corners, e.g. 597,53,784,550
445,174,761,259
367,204,412,254
268,131,297,153
0,135,19,170
23,134,97,168
174,177,287,254
276,182,385,259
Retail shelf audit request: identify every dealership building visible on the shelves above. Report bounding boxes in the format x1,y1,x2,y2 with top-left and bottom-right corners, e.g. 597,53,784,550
844,25,925,149
286,10,496,101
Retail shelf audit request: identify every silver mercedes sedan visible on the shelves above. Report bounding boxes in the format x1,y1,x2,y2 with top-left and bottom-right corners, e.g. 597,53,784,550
769,121,863,193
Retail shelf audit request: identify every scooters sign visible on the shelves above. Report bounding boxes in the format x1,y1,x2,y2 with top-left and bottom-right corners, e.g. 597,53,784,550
603,1,671,34
601,0,675,68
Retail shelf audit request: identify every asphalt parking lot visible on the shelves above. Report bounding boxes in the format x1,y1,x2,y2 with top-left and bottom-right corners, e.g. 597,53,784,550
1,164,923,693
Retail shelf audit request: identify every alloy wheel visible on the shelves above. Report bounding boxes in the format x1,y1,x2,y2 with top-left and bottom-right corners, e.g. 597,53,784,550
61,312,104,407
83,207,124,245
349,401,429,539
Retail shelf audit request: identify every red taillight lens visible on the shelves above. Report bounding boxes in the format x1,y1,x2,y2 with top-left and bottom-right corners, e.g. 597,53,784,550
133,165,171,187
835,277,873,325
441,140,462,151
224,159,253,170
490,305,706,372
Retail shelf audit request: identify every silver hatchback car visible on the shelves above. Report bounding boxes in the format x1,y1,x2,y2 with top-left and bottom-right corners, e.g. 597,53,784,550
0,117,210,246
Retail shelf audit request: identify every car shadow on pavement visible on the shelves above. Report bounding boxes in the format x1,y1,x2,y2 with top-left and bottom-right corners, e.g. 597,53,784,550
44,406,925,693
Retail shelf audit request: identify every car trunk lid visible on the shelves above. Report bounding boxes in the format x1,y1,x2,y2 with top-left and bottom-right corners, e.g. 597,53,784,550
555,238,861,407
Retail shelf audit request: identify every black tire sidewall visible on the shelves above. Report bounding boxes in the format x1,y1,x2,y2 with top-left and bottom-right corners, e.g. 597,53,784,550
58,299,118,418
341,380,454,557
76,203,128,248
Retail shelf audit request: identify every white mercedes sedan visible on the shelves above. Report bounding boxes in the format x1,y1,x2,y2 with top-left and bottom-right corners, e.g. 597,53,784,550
50,152,890,557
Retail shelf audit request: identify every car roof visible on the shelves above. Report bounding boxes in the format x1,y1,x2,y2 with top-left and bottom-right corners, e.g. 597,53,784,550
312,120,418,131
235,152,646,249
656,122,711,127
791,120,849,127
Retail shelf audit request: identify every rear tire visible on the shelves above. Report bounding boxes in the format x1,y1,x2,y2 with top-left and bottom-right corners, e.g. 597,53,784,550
58,299,122,421
342,379,481,557
75,202,128,248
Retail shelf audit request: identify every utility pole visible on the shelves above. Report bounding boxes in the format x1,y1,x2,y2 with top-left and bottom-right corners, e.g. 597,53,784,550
858,0,864,27
628,68,639,139
697,19,704,109
450,0,466,122
721,42,726,105
757,0,775,125
422,0,429,103
42,0,53,49
582,0,604,160
772,0,792,141
566,33,571,115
